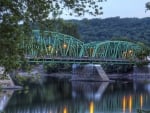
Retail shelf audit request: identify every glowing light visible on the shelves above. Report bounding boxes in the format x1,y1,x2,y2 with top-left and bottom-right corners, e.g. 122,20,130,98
63,106,67,113
63,43,67,49
90,101,94,113
140,95,143,109
129,95,132,113
122,96,126,113
129,50,133,54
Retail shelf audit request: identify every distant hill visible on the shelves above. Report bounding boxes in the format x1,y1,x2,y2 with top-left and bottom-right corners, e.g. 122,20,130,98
69,17,150,46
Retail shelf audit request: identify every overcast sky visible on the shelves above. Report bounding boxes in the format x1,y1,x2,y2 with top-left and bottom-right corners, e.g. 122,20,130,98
60,0,149,20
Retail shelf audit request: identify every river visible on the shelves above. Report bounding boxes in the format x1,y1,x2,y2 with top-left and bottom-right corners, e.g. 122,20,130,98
0,76,150,113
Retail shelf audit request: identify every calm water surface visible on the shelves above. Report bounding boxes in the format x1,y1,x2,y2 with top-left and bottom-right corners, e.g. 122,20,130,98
2,78,150,113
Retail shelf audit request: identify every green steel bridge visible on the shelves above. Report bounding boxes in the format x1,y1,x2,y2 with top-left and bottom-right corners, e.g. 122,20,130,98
23,30,144,64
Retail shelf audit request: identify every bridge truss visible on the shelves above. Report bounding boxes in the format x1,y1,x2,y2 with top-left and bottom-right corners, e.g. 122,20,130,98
23,30,143,63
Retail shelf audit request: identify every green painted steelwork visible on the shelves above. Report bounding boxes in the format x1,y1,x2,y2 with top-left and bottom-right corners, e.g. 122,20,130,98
23,30,143,63
79,41,141,60
24,30,83,58
27,57,136,64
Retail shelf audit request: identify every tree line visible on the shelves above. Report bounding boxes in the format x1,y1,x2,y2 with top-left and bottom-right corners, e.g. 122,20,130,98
70,17,150,46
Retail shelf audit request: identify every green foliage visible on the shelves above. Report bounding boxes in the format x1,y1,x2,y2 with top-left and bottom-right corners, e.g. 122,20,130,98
102,64,133,73
44,63,72,73
33,18,80,39
0,0,104,72
14,75,28,86
111,36,135,42
20,62,33,72
146,2,150,11
71,17,150,46
13,74,41,86
0,74,9,80
136,42,150,59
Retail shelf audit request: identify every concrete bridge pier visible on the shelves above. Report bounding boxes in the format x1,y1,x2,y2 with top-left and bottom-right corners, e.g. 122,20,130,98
72,64,109,81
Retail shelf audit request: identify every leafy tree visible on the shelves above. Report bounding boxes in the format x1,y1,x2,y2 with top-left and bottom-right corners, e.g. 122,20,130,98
146,2,150,11
36,18,80,39
0,0,104,72
136,42,150,59
72,17,150,46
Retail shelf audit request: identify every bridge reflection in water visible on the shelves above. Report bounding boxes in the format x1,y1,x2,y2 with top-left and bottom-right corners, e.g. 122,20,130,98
4,80,150,113
72,82,109,100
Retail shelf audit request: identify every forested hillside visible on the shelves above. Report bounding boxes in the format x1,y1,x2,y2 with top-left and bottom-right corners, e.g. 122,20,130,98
69,17,150,46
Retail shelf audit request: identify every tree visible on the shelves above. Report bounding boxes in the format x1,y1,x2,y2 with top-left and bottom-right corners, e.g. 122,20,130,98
41,18,80,39
146,2,150,11
0,0,104,72
136,42,150,60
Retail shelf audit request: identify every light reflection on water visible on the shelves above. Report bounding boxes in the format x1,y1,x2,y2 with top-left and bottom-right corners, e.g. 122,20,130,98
63,106,68,113
2,79,150,113
90,101,94,113
140,95,143,109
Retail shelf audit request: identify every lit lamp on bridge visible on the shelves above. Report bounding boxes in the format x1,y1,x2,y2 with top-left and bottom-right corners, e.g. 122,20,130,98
63,43,67,49
123,50,133,58
128,50,133,57
129,50,133,54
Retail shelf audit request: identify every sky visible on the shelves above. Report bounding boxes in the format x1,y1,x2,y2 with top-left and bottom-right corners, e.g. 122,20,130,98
60,0,149,20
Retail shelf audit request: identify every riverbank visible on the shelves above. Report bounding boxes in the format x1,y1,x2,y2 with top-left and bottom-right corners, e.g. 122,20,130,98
0,74,22,90
0,67,22,89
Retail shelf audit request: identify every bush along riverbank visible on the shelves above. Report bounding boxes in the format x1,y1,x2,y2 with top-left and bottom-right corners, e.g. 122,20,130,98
11,64,46,87
102,64,134,74
12,73,43,87
44,63,72,74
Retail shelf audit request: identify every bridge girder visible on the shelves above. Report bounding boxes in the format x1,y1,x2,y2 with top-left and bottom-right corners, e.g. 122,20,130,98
23,30,143,61
80,41,142,59
24,30,83,57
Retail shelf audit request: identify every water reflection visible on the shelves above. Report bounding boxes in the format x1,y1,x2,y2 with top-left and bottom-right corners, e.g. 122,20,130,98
90,101,94,113
3,79,150,113
121,94,147,113
140,95,143,109
122,96,126,113
0,90,14,112
63,106,68,113
72,81,109,100
129,95,132,113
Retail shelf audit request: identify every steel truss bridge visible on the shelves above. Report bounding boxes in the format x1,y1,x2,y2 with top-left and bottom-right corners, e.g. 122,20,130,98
23,30,143,64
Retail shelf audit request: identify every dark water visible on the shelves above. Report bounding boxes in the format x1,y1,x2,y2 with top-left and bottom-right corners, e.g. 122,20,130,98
2,78,150,113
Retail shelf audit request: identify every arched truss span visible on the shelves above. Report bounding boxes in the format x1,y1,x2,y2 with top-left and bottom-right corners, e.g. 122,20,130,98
80,41,142,59
24,30,142,60
24,30,83,57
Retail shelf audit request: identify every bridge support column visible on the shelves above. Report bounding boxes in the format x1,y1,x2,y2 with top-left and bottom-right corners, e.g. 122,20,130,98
72,64,110,81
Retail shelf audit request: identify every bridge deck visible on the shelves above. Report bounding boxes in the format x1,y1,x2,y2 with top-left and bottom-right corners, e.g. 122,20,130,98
26,57,142,64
